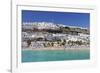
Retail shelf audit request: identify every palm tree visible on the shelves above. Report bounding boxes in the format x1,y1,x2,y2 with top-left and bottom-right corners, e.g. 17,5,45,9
61,39,66,50
51,42,54,47
27,39,31,47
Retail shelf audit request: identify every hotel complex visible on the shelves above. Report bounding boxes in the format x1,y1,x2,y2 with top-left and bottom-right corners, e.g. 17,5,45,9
22,22,90,50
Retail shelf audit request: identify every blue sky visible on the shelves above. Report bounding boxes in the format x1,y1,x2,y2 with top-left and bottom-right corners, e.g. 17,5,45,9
22,10,90,28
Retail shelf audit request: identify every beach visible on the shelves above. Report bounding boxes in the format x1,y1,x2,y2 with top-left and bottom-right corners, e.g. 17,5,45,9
22,45,90,62
22,45,90,51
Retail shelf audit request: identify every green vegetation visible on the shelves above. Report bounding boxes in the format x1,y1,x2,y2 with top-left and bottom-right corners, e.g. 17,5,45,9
68,40,83,46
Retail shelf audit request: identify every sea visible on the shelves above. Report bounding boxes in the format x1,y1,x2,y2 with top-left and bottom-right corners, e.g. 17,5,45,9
22,49,90,62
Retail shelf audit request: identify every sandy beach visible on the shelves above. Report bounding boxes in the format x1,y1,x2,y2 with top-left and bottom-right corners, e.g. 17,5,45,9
22,45,90,51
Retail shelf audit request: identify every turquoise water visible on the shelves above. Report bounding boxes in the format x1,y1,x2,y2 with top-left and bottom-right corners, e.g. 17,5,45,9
22,50,90,62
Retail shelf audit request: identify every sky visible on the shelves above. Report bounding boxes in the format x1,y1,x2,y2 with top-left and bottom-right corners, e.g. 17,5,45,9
22,10,90,28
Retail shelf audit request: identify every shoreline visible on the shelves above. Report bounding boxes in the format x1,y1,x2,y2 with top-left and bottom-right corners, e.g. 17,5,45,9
22,46,90,51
